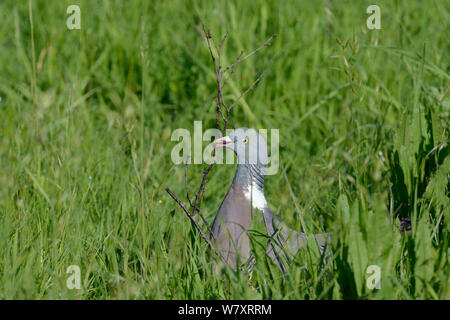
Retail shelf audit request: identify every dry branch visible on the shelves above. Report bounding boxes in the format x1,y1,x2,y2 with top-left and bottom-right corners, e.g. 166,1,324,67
165,27,276,254
165,187,212,246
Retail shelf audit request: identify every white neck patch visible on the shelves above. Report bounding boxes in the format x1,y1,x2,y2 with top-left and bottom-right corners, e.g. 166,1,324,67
243,183,267,211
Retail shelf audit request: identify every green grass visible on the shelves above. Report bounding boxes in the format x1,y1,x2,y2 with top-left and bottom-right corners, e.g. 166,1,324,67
0,0,448,299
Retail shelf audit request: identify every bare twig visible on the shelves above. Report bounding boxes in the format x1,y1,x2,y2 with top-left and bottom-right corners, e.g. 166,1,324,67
222,34,276,74
165,27,275,253
184,156,194,209
184,157,216,240
228,70,266,111
191,162,215,220
222,50,244,89
165,187,212,246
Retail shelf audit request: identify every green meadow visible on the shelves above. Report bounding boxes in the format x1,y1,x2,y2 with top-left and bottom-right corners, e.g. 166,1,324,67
0,0,448,299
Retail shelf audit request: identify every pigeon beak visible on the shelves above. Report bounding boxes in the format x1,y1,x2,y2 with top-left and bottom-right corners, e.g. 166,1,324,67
213,136,233,148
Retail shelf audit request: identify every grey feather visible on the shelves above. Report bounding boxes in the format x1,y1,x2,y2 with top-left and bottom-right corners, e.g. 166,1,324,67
211,128,332,272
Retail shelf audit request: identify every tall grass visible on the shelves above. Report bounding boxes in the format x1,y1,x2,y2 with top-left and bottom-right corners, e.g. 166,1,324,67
0,0,448,299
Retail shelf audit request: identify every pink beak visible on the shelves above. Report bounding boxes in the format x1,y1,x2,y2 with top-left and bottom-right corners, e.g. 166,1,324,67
213,136,233,147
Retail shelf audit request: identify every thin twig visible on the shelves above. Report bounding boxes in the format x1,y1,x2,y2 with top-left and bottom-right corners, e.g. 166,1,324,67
184,156,194,208
191,162,215,218
222,50,244,89
227,70,266,112
165,187,212,246
222,34,276,73
184,157,216,240
166,27,275,253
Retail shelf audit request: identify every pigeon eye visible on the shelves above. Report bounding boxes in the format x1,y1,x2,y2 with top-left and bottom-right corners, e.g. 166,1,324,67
242,137,249,144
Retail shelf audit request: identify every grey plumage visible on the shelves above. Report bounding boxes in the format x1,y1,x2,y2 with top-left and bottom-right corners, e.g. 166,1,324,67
211,128,332,272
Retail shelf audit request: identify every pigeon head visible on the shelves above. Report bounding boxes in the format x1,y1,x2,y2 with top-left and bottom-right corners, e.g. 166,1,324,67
214,127,268,168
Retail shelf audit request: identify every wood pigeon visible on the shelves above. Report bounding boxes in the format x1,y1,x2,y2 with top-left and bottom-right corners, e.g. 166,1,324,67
211,128,332,272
